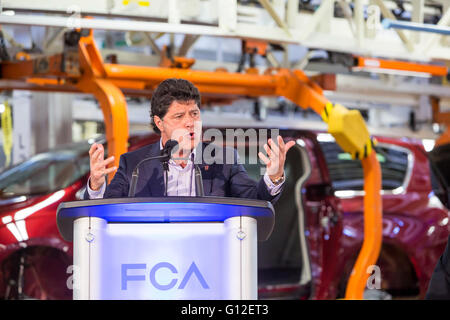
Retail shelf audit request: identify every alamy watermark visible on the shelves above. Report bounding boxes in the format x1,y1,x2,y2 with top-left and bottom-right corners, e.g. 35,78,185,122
366,265,382,290
366,5,382,32
170,126,282,177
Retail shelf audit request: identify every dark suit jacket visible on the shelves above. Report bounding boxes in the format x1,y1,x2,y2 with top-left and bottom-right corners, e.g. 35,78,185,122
85,141,282,202
425,235,450,299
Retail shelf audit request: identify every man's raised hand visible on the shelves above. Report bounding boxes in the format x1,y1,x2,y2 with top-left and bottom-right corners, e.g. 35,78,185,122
258,135,295,182
88,143,116,191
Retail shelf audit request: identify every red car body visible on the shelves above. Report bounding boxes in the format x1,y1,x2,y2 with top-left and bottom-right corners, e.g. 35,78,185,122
314,135,450,299
0,129,448,299
336,136,450,299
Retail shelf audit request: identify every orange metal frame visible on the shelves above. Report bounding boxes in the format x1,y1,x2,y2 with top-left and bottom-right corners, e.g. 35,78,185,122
354,56,449,77
345,152,382,299
431,96,450,147
0,31,382,300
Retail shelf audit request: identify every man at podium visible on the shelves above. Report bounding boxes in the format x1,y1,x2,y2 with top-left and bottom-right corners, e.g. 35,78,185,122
84,78,294,201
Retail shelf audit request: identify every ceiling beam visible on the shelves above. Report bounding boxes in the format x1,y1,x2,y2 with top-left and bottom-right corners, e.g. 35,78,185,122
373,0,415,52
258,0,291,37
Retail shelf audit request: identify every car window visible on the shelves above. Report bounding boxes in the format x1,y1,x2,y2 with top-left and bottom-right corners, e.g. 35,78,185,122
319,141,410,191
238,147,304,286
0,146,91,197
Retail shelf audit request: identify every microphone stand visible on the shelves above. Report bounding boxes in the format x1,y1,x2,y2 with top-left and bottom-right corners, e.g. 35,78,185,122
128,154,170,197
128,140,201,198
194,164,205,196
192,153,205,197
162,159,169,197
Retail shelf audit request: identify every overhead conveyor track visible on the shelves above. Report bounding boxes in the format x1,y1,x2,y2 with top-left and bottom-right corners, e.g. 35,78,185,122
0,0,448,61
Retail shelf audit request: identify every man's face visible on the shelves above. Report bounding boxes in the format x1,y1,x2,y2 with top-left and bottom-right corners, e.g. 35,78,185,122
154,100,202,152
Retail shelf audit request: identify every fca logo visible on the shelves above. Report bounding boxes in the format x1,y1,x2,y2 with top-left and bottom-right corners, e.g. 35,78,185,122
121,261,209,290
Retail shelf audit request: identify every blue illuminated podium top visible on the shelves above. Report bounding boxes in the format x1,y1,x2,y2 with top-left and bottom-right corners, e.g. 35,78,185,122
56,197,275,242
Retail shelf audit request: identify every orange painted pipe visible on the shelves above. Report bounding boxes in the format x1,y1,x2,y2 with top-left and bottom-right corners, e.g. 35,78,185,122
104,64,278,89
355,56,448,77
344,151,383,299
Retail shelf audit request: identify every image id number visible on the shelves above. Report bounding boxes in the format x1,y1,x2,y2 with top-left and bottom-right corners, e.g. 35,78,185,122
225,304,269,315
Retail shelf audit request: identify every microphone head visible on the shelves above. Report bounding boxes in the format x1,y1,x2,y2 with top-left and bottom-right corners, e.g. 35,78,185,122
162,139,179,156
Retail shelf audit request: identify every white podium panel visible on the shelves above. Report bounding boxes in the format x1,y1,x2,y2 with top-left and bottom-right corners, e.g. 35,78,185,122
73,216,257,300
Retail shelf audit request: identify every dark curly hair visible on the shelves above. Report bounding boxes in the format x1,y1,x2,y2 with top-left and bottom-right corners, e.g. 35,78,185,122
150,78,201,134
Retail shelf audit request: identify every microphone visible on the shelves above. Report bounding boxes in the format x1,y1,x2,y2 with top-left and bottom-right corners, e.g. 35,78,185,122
192,153,205,197
128,140,179,197
161,139,179,171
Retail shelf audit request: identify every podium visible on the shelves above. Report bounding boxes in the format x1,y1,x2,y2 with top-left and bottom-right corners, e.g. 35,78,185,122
56,197,275,300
